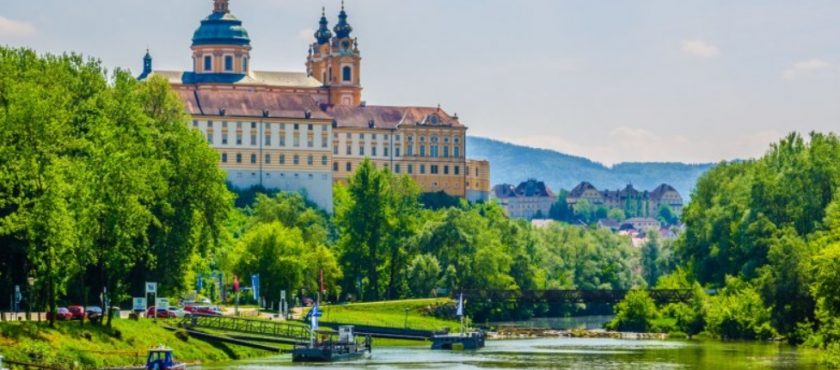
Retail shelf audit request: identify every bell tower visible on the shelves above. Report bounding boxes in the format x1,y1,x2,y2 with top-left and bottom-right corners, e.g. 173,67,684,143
306,1,362,106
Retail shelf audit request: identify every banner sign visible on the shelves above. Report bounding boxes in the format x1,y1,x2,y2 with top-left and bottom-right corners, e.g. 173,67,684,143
132,297,147,311
251,274,260,301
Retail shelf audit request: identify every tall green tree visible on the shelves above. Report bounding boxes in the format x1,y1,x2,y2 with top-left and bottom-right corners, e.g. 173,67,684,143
335,159,390,300
0,49,99,325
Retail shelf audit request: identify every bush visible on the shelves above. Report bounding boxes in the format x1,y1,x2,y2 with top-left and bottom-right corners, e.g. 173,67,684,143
823,342,840,368
606,290,659,332
705,279,777,340
667,331,689,339
659,284,707,337
174,328,190,342
108,328,123,340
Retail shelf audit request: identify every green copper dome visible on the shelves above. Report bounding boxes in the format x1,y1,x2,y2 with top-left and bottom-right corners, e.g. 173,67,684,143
192,10,251,47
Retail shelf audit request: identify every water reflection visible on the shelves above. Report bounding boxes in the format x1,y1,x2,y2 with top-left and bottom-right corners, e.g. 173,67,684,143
197,337,817,369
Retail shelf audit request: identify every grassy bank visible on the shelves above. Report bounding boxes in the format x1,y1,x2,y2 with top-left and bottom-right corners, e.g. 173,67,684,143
0,319,270,369
313,298,460,332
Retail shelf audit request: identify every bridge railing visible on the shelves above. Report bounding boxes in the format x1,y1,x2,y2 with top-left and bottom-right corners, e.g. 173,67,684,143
460,289,693,304
182,314,311,342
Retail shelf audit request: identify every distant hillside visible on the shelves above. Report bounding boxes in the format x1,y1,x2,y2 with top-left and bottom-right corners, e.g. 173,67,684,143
466,136,715,198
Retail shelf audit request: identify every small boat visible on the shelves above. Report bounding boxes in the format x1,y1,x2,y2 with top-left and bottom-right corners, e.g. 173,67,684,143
292,323,371,362
431,331,485,350
431,292,485,350
146,346,187,370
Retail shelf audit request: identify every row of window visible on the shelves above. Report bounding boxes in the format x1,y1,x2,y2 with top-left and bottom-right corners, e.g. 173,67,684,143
221,153,330,166
234,171,329,181
335,132,461,144
333,162,461,176
334,144,461,158
208,132,329,148
202,54,249,73
195,121,328,132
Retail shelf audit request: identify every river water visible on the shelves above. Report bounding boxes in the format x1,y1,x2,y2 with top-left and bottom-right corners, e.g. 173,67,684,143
197,337,818,369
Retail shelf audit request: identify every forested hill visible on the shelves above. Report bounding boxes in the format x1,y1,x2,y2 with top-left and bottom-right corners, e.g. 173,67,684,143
467,136,715,197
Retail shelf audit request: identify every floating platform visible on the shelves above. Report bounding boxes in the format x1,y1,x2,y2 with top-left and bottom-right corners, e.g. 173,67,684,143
431,331,485,350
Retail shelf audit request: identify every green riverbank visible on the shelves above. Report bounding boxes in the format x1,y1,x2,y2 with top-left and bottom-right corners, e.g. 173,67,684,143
0,319,271,369
312,298,460,332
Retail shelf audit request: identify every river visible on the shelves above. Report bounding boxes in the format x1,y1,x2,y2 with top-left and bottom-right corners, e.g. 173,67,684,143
197,337,819,369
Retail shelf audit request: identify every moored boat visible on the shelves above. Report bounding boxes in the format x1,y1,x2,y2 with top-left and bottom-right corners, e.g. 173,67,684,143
293,274,371,362
431,292,485,350
292,325,372,362
146,346,186,370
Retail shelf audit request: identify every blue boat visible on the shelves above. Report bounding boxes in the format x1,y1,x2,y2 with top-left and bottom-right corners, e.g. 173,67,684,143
146,346,186,370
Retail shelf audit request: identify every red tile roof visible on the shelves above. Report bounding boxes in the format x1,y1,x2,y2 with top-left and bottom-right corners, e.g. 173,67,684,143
176,88,331,120
327,105,464,129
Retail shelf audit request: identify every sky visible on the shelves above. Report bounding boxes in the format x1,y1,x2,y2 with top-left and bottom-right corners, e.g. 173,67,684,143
1,0,838,165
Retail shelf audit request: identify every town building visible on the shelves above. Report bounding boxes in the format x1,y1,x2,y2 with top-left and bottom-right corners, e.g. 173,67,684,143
138,0,491,211
566,182,683,216
491,179,555,220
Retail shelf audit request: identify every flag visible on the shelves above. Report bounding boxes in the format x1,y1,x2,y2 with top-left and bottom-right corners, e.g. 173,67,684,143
251,274,260,301
310,304,321,330
233,275,240,293
456,292,464,317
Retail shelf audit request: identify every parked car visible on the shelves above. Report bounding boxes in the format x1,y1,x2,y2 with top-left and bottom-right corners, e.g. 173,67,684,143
67,305,85,320
86,306,103,322
146,306,176,319
47,307,74,321
167,307,189,318
185,305,223,316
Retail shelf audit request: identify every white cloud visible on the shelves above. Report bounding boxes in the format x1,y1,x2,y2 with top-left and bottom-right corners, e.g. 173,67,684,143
0,16,35,39
782,59,832,81
681,39,720,59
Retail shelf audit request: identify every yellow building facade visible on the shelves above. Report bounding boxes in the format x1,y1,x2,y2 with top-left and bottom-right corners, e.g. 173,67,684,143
139,0,490,210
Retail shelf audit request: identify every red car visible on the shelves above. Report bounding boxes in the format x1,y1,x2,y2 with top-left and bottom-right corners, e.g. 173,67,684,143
185,305,223,316
146,306,176,319
67,305,85,320
47,307,74,321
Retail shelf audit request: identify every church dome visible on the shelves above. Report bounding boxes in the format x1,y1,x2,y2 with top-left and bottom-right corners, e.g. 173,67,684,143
192,2,251,47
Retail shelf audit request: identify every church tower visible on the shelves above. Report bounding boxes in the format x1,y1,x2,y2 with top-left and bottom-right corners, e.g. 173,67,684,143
306,1,363,106
191,0,252,80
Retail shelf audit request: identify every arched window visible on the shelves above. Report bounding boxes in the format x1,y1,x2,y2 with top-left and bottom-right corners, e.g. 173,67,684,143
342,66,352,82
242,57,249,72
204,55,213,72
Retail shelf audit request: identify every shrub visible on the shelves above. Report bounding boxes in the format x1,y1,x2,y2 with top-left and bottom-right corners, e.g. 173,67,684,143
174,328,190,342
823,342,840,368
606,290,659,332
705,278,777,340
667,331,689,339
108,328,123,340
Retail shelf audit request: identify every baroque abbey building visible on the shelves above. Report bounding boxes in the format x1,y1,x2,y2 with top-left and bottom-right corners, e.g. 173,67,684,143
139,0,491,212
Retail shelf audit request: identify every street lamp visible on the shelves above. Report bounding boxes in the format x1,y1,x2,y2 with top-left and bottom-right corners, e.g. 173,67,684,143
26,277,34,321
